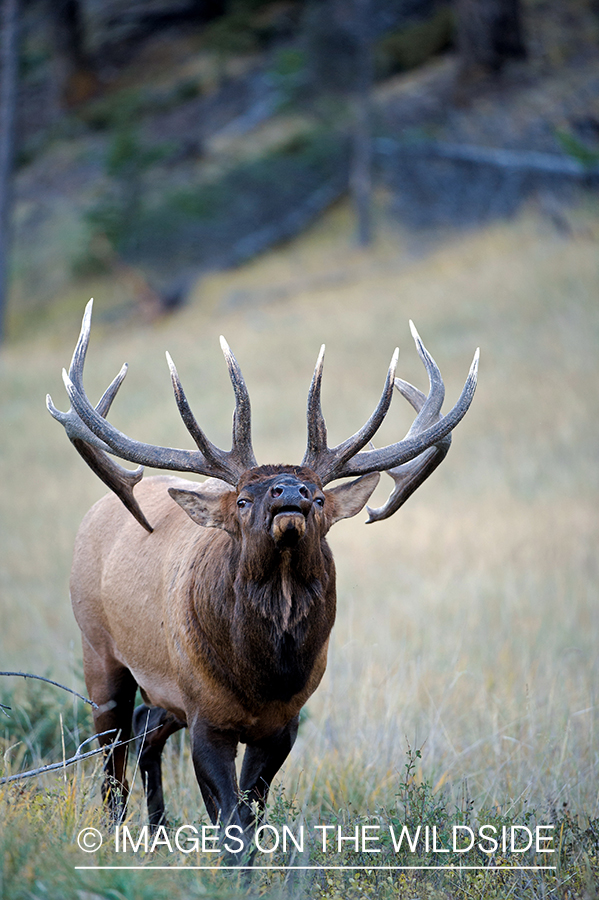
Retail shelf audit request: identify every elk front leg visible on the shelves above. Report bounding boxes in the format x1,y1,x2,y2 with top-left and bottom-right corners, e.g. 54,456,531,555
83,645,137,823
238,716,300,830
189,719,244,833
133,704,185,829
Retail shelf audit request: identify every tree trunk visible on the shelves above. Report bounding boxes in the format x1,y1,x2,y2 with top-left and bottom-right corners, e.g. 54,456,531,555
0,0,19,345
347,0,374,247
48,0,98,108
304,0,376,246
351,73,374,247
455,0,526,84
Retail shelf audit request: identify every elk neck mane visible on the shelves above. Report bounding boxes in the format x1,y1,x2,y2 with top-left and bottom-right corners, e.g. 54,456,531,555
238,465,333,636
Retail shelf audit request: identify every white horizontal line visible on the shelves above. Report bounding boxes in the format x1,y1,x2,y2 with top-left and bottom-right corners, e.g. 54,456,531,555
75,865,557,871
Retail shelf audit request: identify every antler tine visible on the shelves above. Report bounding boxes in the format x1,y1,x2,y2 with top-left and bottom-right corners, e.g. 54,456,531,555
69,302,149,425
403,320,445,432
46,304,154,531
48,379,153,533
166,352,232,474
303,344,327,469
63,297,127,429
365,446,448,523
303,347,399,481
55,304,247,484
313,325,479,485
394,378,425,412
68,297,94,385
96,363,128,418
219,336,257,469
366,339,452,523
381,319,446,451
46,391,109,451
46,301,124,455
63,365,241,480
71,438,154,533
332,346,399,465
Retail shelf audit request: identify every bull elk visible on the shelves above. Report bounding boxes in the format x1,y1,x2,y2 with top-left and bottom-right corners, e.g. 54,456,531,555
47,300,478,851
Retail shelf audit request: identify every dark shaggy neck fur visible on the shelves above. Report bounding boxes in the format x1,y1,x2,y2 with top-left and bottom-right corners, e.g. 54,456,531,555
185,464,337,708
237,528,329,632
229,525,335,705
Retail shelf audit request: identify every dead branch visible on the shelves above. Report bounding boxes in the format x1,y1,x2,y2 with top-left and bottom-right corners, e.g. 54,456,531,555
0,726,161,785
0,730,118,784
0,671,98,709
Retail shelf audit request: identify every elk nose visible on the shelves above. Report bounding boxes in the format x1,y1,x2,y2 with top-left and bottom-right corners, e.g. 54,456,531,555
270,483,312,512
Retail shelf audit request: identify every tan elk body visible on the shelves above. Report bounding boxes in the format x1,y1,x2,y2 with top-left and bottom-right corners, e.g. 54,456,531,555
48,301,478,848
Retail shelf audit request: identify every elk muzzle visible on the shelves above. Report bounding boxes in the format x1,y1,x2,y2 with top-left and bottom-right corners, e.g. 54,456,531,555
269,481,312,545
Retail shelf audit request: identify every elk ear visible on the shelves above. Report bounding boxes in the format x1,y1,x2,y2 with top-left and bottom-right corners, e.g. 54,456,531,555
168,485,235,531
325,472,380,525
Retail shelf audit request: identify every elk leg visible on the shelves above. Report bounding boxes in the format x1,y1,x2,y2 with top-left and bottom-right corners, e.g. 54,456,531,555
83,645,137,823
189,720,244,832
132,704,185,829
238,715,300,829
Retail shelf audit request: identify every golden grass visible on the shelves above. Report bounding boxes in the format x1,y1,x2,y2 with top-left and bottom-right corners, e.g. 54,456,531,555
2,198,599,889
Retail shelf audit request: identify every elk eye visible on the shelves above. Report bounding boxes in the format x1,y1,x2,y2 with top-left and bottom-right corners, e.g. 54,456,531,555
237,498,251,508
315,496,325,508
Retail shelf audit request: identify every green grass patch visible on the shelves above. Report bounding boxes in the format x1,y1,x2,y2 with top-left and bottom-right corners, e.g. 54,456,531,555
0,744,596,898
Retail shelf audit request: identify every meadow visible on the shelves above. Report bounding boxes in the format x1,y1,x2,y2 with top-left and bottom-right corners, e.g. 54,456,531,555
1,198,598,898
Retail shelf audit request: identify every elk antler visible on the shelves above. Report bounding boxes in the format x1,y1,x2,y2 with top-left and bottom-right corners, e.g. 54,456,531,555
47,301,257,510
365,377,448,523
47,312,153,533
49,303,478,528
302,321,479,492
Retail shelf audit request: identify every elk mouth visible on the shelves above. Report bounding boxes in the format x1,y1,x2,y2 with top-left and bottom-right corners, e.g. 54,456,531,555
270,507,307,545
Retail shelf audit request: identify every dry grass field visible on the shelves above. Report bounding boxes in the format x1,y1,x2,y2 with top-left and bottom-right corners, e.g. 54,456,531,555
1,198,599,897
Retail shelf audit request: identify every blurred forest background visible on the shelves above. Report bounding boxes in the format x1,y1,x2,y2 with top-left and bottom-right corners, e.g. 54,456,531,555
0,0,598,339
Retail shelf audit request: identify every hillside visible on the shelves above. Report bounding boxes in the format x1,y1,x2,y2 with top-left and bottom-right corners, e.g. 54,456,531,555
6,0,599,340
